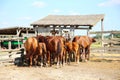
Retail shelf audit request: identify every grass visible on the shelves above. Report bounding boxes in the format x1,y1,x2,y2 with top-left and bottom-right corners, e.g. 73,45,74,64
91,42,101,48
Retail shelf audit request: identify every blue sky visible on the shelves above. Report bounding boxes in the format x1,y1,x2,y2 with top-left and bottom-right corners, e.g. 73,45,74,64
0,0,120,35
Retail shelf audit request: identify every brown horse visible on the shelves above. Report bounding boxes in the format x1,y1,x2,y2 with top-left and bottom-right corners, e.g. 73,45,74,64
65,41,80,63
65,41,72,63
73,36,96,61
37,35,65,67
45,36,65,67
72,42,80,63
24,37,38,66
34,42,47,67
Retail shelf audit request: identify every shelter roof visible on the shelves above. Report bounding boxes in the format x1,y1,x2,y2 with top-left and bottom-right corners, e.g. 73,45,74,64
0,26,35,35
31,14,104,27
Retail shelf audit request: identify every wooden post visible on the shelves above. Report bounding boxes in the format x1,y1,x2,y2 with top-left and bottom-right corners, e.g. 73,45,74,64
16,29,21,36
52,26,56,36
0,40,1,50
46,26,51,36
100,19,104,59
59,26,63,36
87,28,90,36
26,30,28,36
8,40,11,50
16,29,21,49
35,28,38,36
73,26,75,37
18,39,20,49
70,26,74,41
111,33,114,39
101,19,104,47
111,33,114,47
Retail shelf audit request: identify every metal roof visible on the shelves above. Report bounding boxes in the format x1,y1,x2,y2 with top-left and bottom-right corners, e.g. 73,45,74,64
31,14,104,27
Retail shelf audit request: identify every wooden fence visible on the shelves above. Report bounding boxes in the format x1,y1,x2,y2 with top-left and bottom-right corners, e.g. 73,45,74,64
91,38,120,54
91,46,120,54
0,48,24,65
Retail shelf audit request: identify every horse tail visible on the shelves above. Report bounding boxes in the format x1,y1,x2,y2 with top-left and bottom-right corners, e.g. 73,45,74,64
72,37,76,42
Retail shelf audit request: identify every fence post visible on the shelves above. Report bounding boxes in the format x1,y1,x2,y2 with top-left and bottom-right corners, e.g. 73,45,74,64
101,19,104,47
87,29,90,36
0,40,1,50
18,39,20,49
8,40,11,50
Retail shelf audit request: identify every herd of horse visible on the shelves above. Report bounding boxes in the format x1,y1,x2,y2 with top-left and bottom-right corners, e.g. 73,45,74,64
24,35,96,67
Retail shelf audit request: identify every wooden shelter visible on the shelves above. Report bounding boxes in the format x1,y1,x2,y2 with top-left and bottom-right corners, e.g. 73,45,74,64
0,27,36,50
0,27,35,36
31,14,105,44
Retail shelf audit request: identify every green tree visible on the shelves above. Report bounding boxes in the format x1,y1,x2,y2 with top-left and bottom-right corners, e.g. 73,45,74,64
113,33,120,38
93,34,101,39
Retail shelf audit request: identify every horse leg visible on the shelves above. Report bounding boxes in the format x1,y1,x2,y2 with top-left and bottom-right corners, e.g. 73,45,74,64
74,51,77,63
68,51,71,64
61,49,66,67
64,51,67,64
29,55,33,67
43,53,47,67
76,50,80,64
86,47,90,61
47,51,51,66
79,49,82,61
70,51,74,62
57,55,60,68
60,54,63,67
34,55,38,67
62,51,66,66
40,55,43,67
81,48,86,62
85,48,88,62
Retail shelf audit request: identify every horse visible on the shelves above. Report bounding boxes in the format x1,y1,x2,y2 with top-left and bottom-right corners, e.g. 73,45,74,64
37,35,66,67
34,42,47,67
73,36,96,62
65,41,80,64
24,37,38,66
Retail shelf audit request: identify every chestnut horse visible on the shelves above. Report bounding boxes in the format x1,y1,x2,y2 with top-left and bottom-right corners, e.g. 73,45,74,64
34,42,47,67
45,36,65,67
24,37,38,66
73,36,96,61
37,35,65,67
65,41,80,64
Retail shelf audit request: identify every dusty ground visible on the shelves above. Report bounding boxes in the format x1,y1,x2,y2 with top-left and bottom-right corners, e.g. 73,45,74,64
0,60,120,80
0,52,120,80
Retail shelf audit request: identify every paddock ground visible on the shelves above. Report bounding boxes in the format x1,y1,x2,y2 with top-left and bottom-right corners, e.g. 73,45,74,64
0,52,120,80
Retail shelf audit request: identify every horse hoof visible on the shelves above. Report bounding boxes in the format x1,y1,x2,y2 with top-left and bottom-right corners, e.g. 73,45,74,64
77,62,79,64
85,59,87,62
82,60,86,62
63,63,65,67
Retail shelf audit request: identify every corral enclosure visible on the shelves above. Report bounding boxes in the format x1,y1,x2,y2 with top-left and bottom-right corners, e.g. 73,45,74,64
0,38,120,80
0,14,120,80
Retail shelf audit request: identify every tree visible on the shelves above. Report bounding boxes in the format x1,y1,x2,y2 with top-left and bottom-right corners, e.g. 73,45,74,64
93,34,101,39
113,33,120,38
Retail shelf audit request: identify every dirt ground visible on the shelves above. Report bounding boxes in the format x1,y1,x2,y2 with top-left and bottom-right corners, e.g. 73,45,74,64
0,52,120,80
0,60,120,80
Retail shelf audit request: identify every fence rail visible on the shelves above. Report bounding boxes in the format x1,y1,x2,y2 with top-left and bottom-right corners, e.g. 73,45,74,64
0,48,24,65
91,46,120,53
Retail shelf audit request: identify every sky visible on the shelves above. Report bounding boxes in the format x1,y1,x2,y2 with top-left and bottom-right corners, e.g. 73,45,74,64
0,0,120,35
